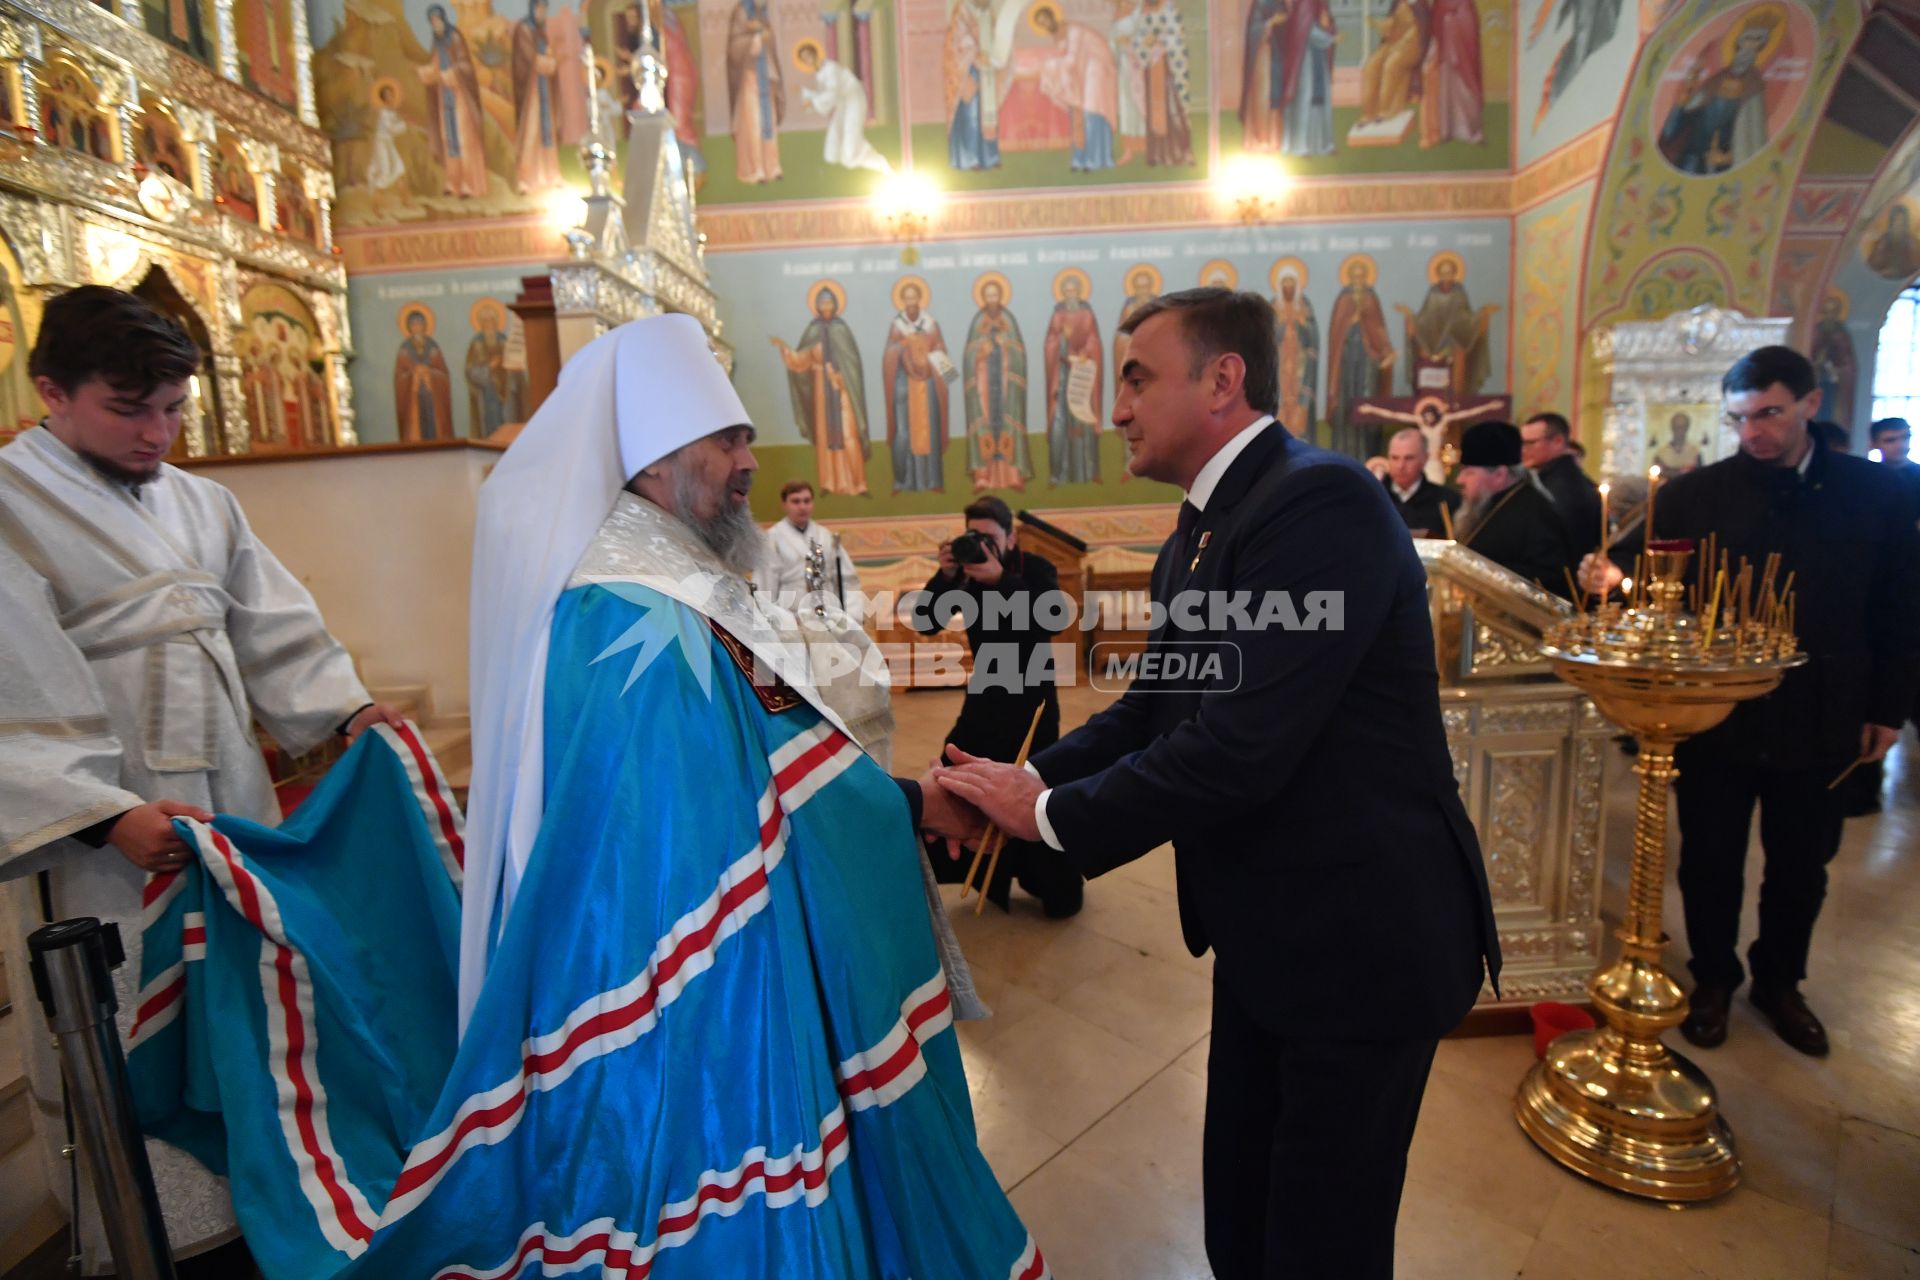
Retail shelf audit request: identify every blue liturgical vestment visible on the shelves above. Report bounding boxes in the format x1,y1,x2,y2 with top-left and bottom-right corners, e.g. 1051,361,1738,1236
129,584,1045,1279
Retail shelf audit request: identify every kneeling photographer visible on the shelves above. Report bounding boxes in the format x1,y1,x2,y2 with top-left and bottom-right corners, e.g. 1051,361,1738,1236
908,497,1083,918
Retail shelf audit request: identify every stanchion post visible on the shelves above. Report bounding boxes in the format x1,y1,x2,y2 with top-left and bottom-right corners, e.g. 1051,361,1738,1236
27,917,178,1280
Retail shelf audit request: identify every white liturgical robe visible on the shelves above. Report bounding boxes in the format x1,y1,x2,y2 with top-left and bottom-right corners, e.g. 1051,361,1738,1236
0,425,369,1271
754,516,865,624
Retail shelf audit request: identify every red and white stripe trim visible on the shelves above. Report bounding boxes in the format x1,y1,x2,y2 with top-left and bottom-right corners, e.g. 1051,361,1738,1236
127,872,191,1050
430,1105,852,1280
181,911,206,962
1009,1233,1051,1280
371,721,466,885
837,971,955,1113
385,728,861,1226
184,818,380,1257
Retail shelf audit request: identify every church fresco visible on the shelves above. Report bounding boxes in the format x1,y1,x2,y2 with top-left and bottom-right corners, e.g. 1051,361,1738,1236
1216,0,1512,174
697,217,1508,521
345,265,537,441
0,236,40,446
237,282,334,450
1648,0,1811,177
238,0,302,109
1583,0,1855,328
1515,0,1637,169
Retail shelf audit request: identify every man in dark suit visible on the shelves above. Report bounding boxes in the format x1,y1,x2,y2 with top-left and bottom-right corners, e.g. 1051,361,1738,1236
936,288,1499,1280
1522,411,1602,557
907,495,1083,917
1456,420,1577,595
1383,426,1461,537
1582,349,1920,1056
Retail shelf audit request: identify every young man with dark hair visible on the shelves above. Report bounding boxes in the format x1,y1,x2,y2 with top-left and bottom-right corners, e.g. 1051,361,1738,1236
1582,345,1920,1055
0,285,402,1273
1870,417,1920,510
909,493,1080,916
753,476,864,622
1521,410,1601,557
935,287,1498,1280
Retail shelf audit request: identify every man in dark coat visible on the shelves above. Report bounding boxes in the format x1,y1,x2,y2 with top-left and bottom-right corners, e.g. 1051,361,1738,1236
1523,410,1601,557
935,288,1498,1280
1455,419,1576,594
1583,348,1920,1056
1383,426,1461,537
907,495,1082,917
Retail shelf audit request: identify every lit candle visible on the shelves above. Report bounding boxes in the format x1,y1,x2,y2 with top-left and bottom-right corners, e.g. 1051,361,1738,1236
1598,481,1611,558
1644,465,1662,556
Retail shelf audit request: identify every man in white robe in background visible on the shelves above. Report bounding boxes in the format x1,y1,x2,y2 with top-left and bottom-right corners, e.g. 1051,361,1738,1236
0,286,401,1275
755,477,865,624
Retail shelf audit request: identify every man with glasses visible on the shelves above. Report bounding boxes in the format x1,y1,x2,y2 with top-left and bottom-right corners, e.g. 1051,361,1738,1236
1581,346,1920,1056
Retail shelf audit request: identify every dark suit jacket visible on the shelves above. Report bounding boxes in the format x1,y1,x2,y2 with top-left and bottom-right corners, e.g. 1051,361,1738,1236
908,548,1064,757
1461,477,1576,597
1649,441,1920,771
1534,453,1602,557
1031,425,1500,1041
1384,475,1461,538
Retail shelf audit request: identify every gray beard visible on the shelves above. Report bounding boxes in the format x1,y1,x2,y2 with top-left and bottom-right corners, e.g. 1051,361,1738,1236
673,467,765,576
1455,494,1495,540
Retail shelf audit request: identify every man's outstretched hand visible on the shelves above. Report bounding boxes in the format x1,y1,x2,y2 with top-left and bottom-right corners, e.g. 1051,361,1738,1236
933,744,1044,844
915,766,987,863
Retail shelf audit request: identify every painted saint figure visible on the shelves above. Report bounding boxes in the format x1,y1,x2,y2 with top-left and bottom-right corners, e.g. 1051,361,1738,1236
1809,293,1858,429
1420,0,1485,146
1358,0,1429,125
1043,273,1102,486
1240,0,1287,151
1113,267,1160,398
774,285,870,496
944,0,1002,170
1396,254,1497,399
511,0,565,195
394,307,454,442
1271,264,1320,440
963,277,1032,492
365,82,410,190
417,6,489,198
796,40,890,171
1656,10,1777,174
1651,411,1704,473
1279,0,1338,155
1867,203,1920,281
465,305,526,437
1031,4,1120,172
1325,257,1395,459
146,0,211,64
238,0,296,108
0,268,37,441
1113,0,1194,166
727,0,785,183
882,280,951,493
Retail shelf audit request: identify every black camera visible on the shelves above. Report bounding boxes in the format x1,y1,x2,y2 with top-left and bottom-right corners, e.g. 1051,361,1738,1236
950,531,997,566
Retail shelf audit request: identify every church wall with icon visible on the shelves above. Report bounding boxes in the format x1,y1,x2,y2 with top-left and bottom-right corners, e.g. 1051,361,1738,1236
702,216,1508,522
345,263,534,443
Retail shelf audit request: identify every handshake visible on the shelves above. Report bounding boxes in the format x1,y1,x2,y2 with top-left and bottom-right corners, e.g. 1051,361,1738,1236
911,745,1048,862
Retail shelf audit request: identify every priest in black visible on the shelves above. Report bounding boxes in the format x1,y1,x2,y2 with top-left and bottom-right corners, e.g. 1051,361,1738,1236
1523,411,1602,557
1583,348,1920,1057
1455,420,1577,594
934,288,1499,1280
1383,426,1461,537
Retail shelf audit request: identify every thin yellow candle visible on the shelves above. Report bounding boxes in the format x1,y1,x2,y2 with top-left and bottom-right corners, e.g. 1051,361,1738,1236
1598,481,1611,556
1701,569,1724,653
1644,464,1661,556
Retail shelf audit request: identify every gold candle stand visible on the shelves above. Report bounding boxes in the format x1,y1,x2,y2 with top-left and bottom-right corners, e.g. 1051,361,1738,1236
1514,542,1803,1201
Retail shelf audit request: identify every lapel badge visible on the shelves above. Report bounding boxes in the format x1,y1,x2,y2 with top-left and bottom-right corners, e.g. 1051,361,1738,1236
1190,530,1211,573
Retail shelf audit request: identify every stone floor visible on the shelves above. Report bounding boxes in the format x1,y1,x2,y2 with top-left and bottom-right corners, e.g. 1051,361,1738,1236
895,683,1920,1280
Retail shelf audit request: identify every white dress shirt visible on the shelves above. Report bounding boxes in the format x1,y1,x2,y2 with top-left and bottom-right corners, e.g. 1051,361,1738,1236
1030,415,1276,851
756,517,865,624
